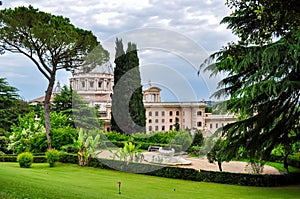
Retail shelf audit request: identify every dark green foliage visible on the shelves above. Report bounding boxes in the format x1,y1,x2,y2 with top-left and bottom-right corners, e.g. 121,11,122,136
17,152,33,168
111,38,146,134
51,127,78,150
201,0,300,162
59,153,78,164
191,130,204,147
111,38,126,133
52,85,103,130
45,149,60,167
30,126,78,153
207,138,223,171
0,78,31,133
29,133,48,153
0,155,17,162
174,117,180,131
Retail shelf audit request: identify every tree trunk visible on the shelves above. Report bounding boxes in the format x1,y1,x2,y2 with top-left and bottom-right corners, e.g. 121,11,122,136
44,77,55,149
283,154,289,173
218,161,222,172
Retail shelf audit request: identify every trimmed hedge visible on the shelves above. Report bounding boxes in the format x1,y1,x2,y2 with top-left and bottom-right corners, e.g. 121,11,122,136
0,155,46,163
1,153,300,186
86,157,300,187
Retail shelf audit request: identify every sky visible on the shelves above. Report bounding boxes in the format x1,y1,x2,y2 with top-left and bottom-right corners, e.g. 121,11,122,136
0,0,237,102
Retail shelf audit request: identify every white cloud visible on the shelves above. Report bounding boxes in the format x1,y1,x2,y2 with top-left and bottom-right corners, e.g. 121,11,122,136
0,0,237,101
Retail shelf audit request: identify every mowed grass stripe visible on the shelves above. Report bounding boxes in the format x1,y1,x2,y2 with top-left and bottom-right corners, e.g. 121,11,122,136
0,162,300,199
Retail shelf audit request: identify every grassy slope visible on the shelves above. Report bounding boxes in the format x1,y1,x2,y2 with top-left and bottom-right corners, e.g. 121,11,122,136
0,162,300,199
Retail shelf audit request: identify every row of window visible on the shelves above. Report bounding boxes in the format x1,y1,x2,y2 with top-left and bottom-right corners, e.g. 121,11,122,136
149,118,180,124
81,80,111,89
148,125,172,132
148,110,180,117
148,110,203,117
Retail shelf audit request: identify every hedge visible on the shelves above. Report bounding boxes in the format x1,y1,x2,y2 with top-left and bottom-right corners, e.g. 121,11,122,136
1,154,300,186
86,157,300,187
0,155,46,163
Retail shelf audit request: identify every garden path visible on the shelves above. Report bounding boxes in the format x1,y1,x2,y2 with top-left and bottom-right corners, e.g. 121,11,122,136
97,150,280,175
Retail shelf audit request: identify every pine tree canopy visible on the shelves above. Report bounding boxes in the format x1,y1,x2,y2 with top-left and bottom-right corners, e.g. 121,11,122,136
0,6,108,148
202,0,300,161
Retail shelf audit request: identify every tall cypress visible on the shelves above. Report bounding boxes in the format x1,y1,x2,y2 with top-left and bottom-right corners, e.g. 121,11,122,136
111,39,146,134
126,42,146,133
111,38,126,133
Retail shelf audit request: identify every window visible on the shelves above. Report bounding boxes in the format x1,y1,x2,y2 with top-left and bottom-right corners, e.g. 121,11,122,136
169,111,173,116
197,111,202,116
162,119,165,123
216,123,219,128
149,111,152,116
148,119,152,123
176,111,180,116
89,81,94,88
169,125,173,130
155,126,159,131
81,81,85,88
162,126,165,131
161,111,165,116
149,126,152,131
210,124,212,129
169,119,173,123
197,121,202,127
155,111,159,116
98,81,102,88
155,119,159,123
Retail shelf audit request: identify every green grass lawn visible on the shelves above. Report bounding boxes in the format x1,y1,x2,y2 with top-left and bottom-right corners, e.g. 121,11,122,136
0,162,300,199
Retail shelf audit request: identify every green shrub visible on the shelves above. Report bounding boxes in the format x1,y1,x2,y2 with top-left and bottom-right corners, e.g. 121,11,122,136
170,130,192,151
59,153,78,164
104,131,130,142
17,152,33,168
51,127,78,150
30,126,78,153
45,149,60,167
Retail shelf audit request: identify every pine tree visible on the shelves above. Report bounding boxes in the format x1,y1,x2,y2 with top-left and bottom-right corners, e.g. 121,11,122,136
201,0,300,161
52,85,103,130
111,39,146,134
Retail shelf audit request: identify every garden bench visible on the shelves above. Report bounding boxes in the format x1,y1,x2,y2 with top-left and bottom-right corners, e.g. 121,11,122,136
148,146,160,152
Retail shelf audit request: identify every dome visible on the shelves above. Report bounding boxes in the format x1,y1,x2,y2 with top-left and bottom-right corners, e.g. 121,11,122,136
74,61,113,74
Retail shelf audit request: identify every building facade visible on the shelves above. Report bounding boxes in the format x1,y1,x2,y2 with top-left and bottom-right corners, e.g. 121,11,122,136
68,63,236,136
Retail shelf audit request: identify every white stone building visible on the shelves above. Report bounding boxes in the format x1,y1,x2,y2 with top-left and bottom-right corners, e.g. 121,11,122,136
68,63,236,136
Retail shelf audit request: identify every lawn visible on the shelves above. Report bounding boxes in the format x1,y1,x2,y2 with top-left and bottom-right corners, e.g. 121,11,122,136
0,162,300,199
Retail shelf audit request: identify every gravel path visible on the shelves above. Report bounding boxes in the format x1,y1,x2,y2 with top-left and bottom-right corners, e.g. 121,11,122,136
97,150,280,175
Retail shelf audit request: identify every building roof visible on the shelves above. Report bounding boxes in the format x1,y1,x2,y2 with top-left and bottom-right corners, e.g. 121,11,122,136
73,62,113,75
29,95,55,104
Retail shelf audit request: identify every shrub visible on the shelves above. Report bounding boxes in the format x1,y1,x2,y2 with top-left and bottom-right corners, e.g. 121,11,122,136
59,152,78,164
170,130,192,151
17,152,33,168
45,149,60,167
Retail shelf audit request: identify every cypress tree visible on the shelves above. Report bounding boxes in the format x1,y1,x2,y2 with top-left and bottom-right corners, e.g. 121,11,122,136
126,42,146,133
111,39,146,134
111,38,126,133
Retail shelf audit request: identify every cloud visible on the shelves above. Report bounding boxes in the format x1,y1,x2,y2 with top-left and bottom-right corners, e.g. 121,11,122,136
0,0,236,101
